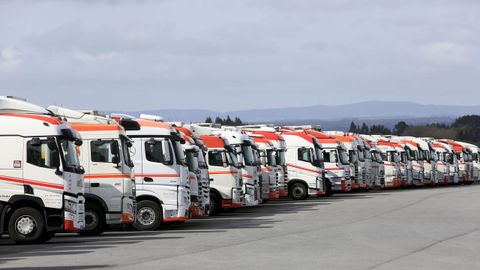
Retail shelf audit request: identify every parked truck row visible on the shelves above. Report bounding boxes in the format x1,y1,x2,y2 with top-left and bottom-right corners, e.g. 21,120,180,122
1,96,479,244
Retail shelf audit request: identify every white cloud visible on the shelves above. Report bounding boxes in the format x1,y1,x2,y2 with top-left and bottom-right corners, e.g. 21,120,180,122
416,42,471,66
73,51,122,62
0,48,23,72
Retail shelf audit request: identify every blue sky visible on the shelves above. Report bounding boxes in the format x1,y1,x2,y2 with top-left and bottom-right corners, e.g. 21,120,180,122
0,0,479,111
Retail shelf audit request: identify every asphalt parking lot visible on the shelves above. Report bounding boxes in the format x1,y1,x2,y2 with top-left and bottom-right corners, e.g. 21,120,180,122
1,185,480,270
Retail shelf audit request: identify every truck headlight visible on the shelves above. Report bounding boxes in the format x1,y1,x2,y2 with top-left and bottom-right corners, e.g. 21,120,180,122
64,200,77,214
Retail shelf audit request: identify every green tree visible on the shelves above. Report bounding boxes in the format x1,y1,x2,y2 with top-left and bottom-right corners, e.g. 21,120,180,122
349,122,358,133
393,121,408,135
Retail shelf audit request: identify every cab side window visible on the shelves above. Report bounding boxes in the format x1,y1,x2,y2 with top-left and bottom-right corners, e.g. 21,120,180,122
208,151,224,167
91,140,118,163
26,138,58,169
298,148,311,163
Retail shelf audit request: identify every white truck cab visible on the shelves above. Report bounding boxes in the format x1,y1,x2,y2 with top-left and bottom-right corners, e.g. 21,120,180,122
457,142,479,182
48,106,136,235
432,142,451,185
248,134,279,201
176,126,211,217
328,134,367,190
112,114,191,230
241,126,289,198
410,138,436,186
0,97,84,243
188,127,244,215
281,131,325,200
376,141,401,188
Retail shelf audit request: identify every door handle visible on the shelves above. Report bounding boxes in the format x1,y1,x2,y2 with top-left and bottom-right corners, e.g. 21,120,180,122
91,183,100,187
144,177,154,182
209,178,214,182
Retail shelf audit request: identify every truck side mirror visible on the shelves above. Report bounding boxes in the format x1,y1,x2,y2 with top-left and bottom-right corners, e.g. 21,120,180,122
51,149,62,175
161,140,172,163
221,153,228,167
111,141,119,155
112,155,120,164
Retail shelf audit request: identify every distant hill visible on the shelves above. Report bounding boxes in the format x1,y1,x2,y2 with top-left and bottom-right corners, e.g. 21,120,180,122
120,101,479,126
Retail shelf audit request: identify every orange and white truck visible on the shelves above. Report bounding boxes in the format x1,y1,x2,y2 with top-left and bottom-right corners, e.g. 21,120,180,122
376,140,401,188
410,138,437,186
457,142,479,182
438,140,472,184
304,130,351,193
0,97,85,243
247,133,279,201
176,126,211,217
431,142,451,185
49,107,136,235
111,114,191,230
392,138,424,186
241,126,289,198
327,133,367,190
281,131,325,200
188,125,244,215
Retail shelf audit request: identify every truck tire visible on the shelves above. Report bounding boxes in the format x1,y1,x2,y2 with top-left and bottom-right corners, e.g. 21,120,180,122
38,231,56,243
78,203,106,236
133,200,162,231
8,207,45,244
209,193,221,216
289,182,308,200
325,180,333,197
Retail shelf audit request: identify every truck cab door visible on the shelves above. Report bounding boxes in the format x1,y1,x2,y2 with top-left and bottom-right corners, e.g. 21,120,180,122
87,139,124,213
23,137,65,209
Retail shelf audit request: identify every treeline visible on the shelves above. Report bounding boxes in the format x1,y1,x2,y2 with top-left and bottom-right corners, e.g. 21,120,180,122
349,115,480,145
205,116,243,126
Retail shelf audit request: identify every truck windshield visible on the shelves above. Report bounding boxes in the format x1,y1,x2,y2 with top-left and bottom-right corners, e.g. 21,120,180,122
241,144,256,166
394,152,401,163
276,150,286,166
446,153,454,164
173,140,187,166
375,152,384,163
228,151,242,168
349,150,357,163
400,152,407,163
364,149,372,160
338,148,349,165
267,149,277,166
58,137,82,173
406,148,415,161
386,151,396,162
324,149,337,163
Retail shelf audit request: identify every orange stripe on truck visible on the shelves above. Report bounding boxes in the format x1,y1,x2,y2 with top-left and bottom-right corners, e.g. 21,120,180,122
0,175,64,190
287,164,321,174
84,173,131,179
71,124,122,132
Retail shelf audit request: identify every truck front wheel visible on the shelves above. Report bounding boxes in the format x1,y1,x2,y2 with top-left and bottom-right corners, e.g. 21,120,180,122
8,207,45,244
133,200,162,231
325,180,333,197
78,203,106,236
209,193,221,216
289,183,308,200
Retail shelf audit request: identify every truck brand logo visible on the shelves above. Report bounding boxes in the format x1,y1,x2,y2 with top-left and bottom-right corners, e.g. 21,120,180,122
13,160,22,168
